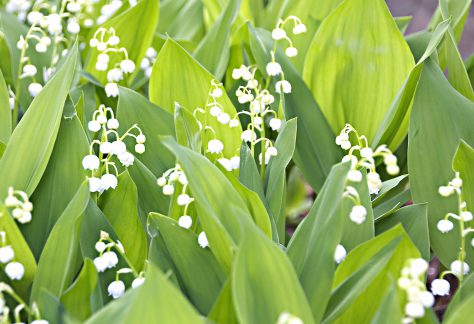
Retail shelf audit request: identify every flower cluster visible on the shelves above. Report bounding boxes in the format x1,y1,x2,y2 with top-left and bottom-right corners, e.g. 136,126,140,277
0,283,48,324
343,186,367,224
84,104,145,193
140,47,157,78
156,165,209,248
434,172,472,285
93,231,145,299
4,187,33,224
337,124,400,195
0,231,25,281
398,258,434,322
5,0,31,21
89,27,136,97
271,15,307,58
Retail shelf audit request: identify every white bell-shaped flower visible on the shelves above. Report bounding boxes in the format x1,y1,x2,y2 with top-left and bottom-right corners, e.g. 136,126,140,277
28,83,42,97
107,68,124,82
269,118,282,131
211,88,223,98
334,244,346,264
437,219,453,233
88,120,101,132
198,232,209,248
259,153,271,165
266,61,282,76
272,28,286,40
100,141,112,154
95,241,106,253
207,139,224,154
241,130,257,143
89,177,102,193
107,118,119,130
163,184,174,196
95,61,108,71
230,156,240,170
438,186,454,197
105,83,119,97
22,64,37,77
102,251,119,269
18,211,32,223
66,2,81,12
93,255,108,272
178,215,193,229
217,113,230,125
120,59,135,73
431,279,450,296
136,134,146,144
384,154,397,165
118,152,134,167
134,143,145,154
218,158,232,171
460,211,473,222
229,119,240,128
293,23,307,34
419,291,435,307
405,302,425,319
0,246,15,264
5,262,24,280
386,164,400,176
108,280,125,299
350,205,367,224
275,80,292,94
450,260,470,276
157,177,166,187
209,105,222,117
360,147,373,158
367,172,382,195
67,21,80,34
132,277,145,288
27,11,43,24
111,140,127,155
177,194,192,206
267,147,278,157
347,169,362,182
108,35,120,46
82,154,100,170
410,258,428,278
285,47,298,57
100,174,118,191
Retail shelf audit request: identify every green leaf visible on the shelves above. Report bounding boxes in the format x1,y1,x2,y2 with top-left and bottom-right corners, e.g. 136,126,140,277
99,171,147,272
30,181,89,302
174,103,202,152
376,204,430,260
453,141,474,224
0,44,78,197
148,213,226,314
408,59,474,267
162,137,258,273
149,38,242,157
61,259,99,321
444,292,474,324
0,205,37,299
0,69,11,150
84,0,159,84
287,162,350,322
370,284,403,324
157,0,205,42
86,265,205,324
23,114,88,258
248,26,341,192
303,0,415,143
208,280,239,324
194,0,241,79
395,16,413,34
232,231,315,324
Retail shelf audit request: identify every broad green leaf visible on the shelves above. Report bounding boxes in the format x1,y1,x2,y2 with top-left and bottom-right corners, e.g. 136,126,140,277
429,0,472,42
444,272,474,319
84,0,159,84
408,59,474,267
444,292,474,324
395,16,413,34
208,280,238,324
328,226,420,323
0,205,36,299
232,231,315,324
303,0,415,143
158,0,205,42
30,182,89,302
376,204,430,260
149,39,242,157
99,171,147,272
287,162,350,322
194,0,241,79
0,69,11,149
61,259,99,321
86,265,205,324
162,137,258,273
116,87,175,177
370,284,403,324
148,214,226,314
0,44,78,197
23,114,88,258
248,26,341,192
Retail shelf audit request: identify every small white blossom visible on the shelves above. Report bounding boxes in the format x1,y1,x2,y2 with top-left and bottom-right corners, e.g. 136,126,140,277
431,279,450,296
267,147,278,157
108,280,125,299
177,194,192,206
437,219,454,233
88,120,101,132
438,186,454,197
272,28,286,40
131,277,145,288
293,23,307,34
334,244,346,264
450,260,470,276
410,258,428,278
269,118,282,131
108,35,120,46
275,80,292,94
157,177,166,187
207,139,224,154
100,174,118,191
217,113,231,125
135,143,145,154
89,177,102,192
241,130,257,143
27,11,43,24
347,169,362,182
367,172,382,195
230,156,240,169
386,164,400,176
102,251,119,269
120,59,135,73
22,64,37,77
107,118,119,129
405,302,425,319
100,141,112,154
163,184,174,196
229,119,240,128
460,211,473,222
5,262,24,280
218,158,232,171
0,246,15,264
82,154,100,171
198,232,209,248
118,152,134,167
350,205,367,224
28,83,42,97
136,134,146,144
285,47,298,57
95,241,106,253
67,21,80,34
111,140,127,155
105,83,119,97
94,256,108,272
107,68,123,82
266,62,282,76
178,215,193,229
209,105,222,117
